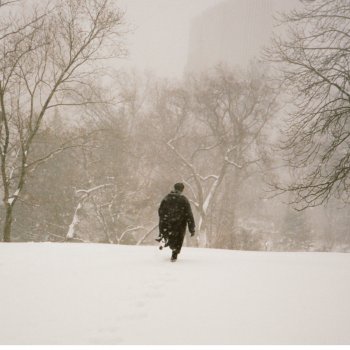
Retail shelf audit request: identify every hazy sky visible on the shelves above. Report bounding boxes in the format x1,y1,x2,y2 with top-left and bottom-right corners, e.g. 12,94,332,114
117,0,299,78
118,0,224,78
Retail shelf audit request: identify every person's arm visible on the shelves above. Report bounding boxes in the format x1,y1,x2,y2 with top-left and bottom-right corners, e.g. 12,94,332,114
184,198,195,235
158,197,167,218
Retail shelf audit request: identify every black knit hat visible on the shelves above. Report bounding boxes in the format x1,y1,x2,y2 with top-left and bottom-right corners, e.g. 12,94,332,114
174,182,184,192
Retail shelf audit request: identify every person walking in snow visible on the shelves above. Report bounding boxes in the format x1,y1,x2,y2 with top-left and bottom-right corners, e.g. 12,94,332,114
156,182,195,262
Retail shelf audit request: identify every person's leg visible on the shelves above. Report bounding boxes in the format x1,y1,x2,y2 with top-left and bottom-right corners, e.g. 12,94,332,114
170,231,186,261
168,231,179,261
175,231,186,254
171,250,178,261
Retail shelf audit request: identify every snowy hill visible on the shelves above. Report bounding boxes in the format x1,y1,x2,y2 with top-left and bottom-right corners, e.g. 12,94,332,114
0,243,349,345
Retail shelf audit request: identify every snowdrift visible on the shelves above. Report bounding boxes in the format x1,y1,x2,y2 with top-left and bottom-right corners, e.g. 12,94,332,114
0,243,349,345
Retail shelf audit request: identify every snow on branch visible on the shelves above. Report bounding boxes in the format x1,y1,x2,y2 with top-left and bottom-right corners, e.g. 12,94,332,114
224,155,242,168
183,179,199,206
26,131,102,173
66,202,83,240
136,224,158,245
117,225,144,244
76,183,113,196
224,148,242,168
7,188,20,205
167,139,196,171
198,174,219,181
190,141,222,161
66,183,114,240
203,178,220,213
166,139,202,187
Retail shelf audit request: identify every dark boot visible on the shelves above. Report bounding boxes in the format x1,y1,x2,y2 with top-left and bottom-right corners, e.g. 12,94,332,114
171,251,178,262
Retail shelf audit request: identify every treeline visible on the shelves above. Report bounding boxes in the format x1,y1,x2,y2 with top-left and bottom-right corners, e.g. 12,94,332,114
2,0,350,252
7,66,350,252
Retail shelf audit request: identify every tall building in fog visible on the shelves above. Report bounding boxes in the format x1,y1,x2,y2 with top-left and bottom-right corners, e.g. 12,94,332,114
186,0,292,73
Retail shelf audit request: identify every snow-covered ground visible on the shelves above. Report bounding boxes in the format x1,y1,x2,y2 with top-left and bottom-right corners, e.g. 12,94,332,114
0,243,349,345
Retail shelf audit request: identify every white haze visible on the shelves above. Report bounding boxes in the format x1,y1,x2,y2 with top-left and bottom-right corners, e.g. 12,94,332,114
117,0,300,78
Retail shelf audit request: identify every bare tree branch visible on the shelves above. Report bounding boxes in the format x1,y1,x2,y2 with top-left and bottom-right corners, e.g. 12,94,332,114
265,0,350,208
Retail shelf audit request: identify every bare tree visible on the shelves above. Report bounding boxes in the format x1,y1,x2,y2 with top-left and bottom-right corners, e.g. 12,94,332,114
147,65,278,247
266,0,350,209
190,66,278,247
0,0,19,8
62,85,157,245
0,0,126,241
66,183,113,242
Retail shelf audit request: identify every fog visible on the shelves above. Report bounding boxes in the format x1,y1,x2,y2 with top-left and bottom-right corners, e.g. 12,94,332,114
117,0,299,77
117,0,224,77
0,0,349,253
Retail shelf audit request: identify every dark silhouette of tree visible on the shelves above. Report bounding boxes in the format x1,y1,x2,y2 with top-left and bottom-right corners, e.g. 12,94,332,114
266,0,350,209
0,0,126,241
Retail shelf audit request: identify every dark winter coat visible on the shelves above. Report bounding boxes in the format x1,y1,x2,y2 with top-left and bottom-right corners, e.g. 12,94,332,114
158,190,195,253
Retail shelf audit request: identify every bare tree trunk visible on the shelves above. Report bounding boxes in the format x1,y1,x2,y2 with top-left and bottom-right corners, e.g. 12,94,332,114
0,0,125,242
3,204,13,242
66,184,113,241
197,213,208,248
